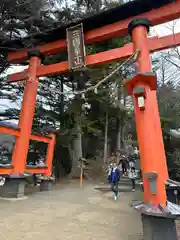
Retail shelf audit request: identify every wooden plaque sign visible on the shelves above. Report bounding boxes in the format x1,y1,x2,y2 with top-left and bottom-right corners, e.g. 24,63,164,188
66,23,86,71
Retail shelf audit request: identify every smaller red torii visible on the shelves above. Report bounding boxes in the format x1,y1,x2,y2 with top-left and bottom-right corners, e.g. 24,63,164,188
0,125,55,175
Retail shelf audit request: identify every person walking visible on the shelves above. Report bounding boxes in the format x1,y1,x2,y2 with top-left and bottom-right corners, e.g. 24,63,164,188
110,162,121,200
128,155,135,170
122,155,127,176
116,151,121,164
107,163,113,184
128,167,137,191
129,159,134,169
118,160,123,175
110,152,116,163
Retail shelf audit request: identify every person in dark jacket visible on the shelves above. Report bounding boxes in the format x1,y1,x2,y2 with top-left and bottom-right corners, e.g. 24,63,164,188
110,162,121,200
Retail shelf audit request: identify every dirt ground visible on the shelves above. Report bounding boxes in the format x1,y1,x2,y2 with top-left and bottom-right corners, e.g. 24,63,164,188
0,177,144,240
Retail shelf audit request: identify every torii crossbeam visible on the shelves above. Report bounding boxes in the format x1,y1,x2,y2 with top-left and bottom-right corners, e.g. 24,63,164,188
6,0,180,63
8,32,180,82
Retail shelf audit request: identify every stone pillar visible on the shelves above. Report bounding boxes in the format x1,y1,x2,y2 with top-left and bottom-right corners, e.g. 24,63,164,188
40,180,52,191
0,176,26,198
141,214,177,240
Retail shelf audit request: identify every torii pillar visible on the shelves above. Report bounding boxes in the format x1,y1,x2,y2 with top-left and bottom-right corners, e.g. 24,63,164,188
124,19,179,240
5,51,43,198
12,51,43,174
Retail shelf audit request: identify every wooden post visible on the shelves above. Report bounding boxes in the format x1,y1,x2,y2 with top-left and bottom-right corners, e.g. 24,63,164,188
80,158,83,188
44,133,56,176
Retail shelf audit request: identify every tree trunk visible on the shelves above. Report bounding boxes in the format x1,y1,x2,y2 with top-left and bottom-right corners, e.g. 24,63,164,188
103,109,108,164
54,76,65,179
73,121,83,161
60,77,64,117
69,120,83,178
116,118,122,151
69,72,84,178
116,82,123,151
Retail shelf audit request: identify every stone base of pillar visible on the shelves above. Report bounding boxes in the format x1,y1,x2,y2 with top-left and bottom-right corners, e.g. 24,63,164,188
132,200,180,240
141,214,177,240
0,176,26,198
40,180,52,191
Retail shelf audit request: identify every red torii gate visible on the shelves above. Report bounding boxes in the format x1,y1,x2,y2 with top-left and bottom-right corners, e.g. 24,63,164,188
1,0,180,238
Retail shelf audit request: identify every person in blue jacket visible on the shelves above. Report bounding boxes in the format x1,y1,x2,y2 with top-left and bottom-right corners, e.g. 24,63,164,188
110,162,121,200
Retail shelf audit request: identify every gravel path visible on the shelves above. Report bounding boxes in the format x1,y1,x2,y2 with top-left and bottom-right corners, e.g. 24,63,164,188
0,180,142,240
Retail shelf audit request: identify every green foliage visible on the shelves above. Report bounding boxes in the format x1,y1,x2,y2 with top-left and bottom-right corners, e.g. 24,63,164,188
158,81,180,130
0,0,137,176
167,150,180,181
157,74,180,180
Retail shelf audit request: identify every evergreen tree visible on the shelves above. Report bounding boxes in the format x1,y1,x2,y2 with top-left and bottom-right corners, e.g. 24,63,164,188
0,0,137,178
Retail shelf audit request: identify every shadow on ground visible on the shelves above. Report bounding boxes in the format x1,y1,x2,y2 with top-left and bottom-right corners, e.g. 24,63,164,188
94,186,134,193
